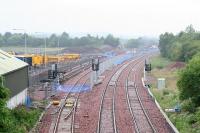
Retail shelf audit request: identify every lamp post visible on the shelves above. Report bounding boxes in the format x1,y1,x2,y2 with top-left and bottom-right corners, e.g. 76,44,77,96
57,36,60,64
35,32,47,67
13,29,27,55
57,37,60,55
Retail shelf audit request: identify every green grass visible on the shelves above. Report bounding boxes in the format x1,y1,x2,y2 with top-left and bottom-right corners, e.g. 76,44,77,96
0,46,64,54
151,55,171,69
150,55,200,133
151,88,178,109
169,111,200,133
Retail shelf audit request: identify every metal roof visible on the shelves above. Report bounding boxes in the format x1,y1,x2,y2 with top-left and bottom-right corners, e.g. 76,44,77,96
0,49,28,75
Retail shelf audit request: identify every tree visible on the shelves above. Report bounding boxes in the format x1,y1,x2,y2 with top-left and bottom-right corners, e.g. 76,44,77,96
60,32,71,47
0,77,12,132
48,34,58,47
159,25,200,61
0,34,5,46
104,34,119,47
0,32,120,48
125,39,140,48
0,77,9,108
159,32,175,58
177,54,200,107
185,24,195,34
168,41,183,61
7,34,24,46
4,32,12,39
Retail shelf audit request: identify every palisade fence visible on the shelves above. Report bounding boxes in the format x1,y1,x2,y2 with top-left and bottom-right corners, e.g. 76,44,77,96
90,53,136,88
28,56,93,98
29,57,92,86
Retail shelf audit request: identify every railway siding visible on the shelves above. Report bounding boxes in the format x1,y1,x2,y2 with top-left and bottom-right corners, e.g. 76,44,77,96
38,54,177,133
134,60,176,133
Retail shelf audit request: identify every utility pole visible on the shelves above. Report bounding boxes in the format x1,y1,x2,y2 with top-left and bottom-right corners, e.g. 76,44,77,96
35,32,47,67
44,37,47,67
57,37,60,64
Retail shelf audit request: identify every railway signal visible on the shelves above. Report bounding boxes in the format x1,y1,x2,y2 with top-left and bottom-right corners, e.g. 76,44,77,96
145,59,151,72
91,58,100,88
48,64,58,79
144,59,151,82
145,64,151,71
92,58,99,71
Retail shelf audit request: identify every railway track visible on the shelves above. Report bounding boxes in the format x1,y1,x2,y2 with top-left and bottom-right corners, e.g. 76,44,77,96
39,54,174,133
114,56,147,132
97,57,144,133
97,55,163,132
125,59,157,133
120,55,173,133
38,69,90,133
51,70,90,133
96,66,121,133
133,59,174,133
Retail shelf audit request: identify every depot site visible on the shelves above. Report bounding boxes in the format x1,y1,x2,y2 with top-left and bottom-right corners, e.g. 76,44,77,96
1,1,200,132
0,42,174,132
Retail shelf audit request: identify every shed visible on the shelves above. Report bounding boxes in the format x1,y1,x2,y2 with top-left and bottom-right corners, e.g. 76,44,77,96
0,49,29,108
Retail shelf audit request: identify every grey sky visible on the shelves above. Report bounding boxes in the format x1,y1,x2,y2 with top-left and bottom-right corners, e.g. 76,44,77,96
0,0,200,38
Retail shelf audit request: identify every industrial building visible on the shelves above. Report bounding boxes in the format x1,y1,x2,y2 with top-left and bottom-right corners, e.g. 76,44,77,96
0,49,29,109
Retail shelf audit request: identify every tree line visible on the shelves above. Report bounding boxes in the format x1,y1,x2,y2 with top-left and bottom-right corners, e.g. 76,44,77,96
159,25,200,62
125,37,158,48
159,25,200,112
0,32,120,48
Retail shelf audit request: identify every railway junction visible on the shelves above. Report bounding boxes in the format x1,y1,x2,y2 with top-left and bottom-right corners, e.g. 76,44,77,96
28,49,178,133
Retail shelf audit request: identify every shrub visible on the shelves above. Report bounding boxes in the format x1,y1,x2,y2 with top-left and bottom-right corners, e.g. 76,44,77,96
177,54,200,107
181,99,196,113
187,115,197,124
0,77,41,133
163,89,170,95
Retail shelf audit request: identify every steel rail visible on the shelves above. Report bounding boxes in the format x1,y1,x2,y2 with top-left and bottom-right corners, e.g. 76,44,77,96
97,56,143,133
134,62,157,133
125,58,157,133
53,70,91,133
71,78,89,133
125,60,142,133
96,61,130,133
96,67,119,133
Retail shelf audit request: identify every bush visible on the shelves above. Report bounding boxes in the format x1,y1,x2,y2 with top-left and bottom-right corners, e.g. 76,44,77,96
163,89,170,95
181,99,196,113
0,77,41,133
195,108,200,122
11,106,41,131
187,115,197,124
177,54,200,107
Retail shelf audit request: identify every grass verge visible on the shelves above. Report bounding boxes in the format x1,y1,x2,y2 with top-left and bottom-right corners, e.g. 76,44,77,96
149,55,200,133
150,55,171,69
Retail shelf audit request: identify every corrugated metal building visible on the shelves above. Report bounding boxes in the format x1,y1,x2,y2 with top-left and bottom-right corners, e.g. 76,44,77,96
0,49,29,109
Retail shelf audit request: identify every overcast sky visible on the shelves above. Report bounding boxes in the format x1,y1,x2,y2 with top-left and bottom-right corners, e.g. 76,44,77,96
0,0,200,38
